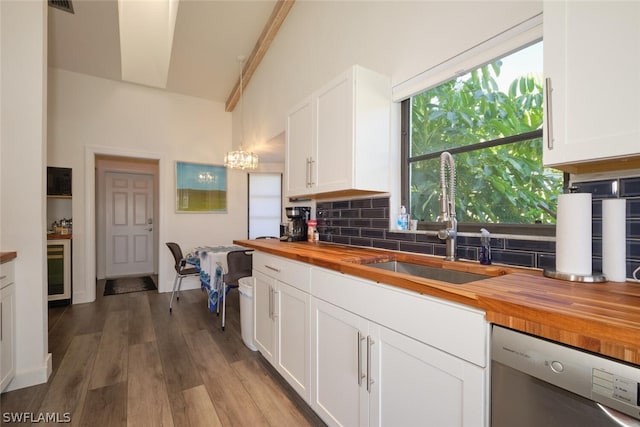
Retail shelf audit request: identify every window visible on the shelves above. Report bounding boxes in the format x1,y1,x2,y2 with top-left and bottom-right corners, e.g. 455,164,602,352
402,41,563,231
248,173,282,239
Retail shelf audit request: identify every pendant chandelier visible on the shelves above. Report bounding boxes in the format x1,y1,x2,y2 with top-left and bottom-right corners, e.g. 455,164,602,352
224,55,258,170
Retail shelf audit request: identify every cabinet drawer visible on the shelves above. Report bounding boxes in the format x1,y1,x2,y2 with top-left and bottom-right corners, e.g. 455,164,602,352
0,261,15,290
253,252,310,292
310,267,487,367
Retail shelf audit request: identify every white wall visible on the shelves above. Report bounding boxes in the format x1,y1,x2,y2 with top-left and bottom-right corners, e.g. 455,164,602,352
1,1,51,391
48,68,247,302
235,0,542,212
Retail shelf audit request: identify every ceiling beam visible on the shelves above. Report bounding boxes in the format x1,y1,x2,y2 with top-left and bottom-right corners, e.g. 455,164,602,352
225,0,295,112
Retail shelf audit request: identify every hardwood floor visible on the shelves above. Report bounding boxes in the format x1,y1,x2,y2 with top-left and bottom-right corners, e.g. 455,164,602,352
0,280,325,426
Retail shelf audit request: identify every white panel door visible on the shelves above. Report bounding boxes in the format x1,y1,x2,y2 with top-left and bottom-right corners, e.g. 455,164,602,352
253,270,276,364
311,297,369,427
276,281,310,401
105,172,154,277
369,323,486,427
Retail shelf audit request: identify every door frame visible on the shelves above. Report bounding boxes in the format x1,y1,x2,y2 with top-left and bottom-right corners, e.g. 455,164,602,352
84,146,165,303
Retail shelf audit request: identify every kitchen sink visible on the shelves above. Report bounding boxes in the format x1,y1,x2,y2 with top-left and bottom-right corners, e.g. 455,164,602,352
366,261,490,284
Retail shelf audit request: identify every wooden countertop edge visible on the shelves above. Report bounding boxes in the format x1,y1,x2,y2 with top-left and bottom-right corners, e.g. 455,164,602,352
235,239,640,365
0,251,17,264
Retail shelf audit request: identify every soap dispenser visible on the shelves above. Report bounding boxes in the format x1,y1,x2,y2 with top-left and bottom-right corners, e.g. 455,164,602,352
479,228,492,265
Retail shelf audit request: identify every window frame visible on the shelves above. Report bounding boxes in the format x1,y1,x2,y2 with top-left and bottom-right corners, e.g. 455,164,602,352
400,99,565,237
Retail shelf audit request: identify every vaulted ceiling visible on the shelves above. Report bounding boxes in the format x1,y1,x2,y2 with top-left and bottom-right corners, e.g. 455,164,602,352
48,0,292,111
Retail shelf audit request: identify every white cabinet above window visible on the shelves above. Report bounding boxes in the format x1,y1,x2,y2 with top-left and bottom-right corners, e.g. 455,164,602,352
285,65,391,199
543,1,640,173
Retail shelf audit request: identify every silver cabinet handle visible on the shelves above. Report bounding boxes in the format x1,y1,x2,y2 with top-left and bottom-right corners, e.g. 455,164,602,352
545,77,554,149
367,336,375,393
265,265,281,273
272,289,278,318
357,331,366,386
305,157,311,188
308,157,315,187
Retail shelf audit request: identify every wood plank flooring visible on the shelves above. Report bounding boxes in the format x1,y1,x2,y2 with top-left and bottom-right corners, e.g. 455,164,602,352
0,280,325,426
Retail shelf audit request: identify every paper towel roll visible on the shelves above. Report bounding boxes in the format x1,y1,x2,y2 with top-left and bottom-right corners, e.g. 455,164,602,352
602,198,627,282
556,193,592,275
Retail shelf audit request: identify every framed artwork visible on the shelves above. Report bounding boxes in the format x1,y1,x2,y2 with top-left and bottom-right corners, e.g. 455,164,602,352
176,162,227,213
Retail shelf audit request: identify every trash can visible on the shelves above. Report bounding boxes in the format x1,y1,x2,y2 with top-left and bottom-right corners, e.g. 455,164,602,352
238,277,258,351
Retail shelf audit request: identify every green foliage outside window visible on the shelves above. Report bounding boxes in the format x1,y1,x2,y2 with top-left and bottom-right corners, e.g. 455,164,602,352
409,52,563,224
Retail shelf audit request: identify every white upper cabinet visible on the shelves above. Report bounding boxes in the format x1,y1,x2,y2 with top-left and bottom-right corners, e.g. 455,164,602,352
285,65,391,198
543,1,640,172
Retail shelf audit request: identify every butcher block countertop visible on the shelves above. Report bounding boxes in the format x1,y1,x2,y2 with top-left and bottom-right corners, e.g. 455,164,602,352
235,239,640,365
0,251,17,264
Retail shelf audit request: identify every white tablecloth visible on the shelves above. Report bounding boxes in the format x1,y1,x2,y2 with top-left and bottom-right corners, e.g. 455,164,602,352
189,245,248,311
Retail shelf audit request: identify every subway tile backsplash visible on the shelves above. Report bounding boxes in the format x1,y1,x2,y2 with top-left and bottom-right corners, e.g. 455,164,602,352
315,174,640,279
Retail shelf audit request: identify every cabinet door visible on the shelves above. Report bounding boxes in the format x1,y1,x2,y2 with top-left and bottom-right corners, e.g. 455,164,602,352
543,1,640,168
0,283,16,391
314,71,353,193
285,98,314,197
276,282,310,401
368,323,486,427
310,297,369,427
253,270,276,364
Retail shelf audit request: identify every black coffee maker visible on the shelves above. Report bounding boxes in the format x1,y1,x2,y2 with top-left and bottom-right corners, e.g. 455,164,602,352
282,206,310,241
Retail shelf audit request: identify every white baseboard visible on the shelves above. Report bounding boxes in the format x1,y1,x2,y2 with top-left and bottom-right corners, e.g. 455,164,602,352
3,354,52,392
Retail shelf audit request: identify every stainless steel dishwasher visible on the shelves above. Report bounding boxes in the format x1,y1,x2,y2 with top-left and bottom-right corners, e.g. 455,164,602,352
491,325,640,426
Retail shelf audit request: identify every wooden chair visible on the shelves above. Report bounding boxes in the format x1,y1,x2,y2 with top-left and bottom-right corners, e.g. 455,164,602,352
166,242,199,313
221,249,253,330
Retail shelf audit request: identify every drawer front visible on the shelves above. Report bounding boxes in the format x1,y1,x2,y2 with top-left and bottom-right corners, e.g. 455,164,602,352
310,266,487,367
0,261,15,290
253,252,310,293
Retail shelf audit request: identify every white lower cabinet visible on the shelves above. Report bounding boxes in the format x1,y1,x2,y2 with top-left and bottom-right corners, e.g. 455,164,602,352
253,251,488,426
311,298,369,426
311,297,485,427
1,260,16,392
253,256,310,401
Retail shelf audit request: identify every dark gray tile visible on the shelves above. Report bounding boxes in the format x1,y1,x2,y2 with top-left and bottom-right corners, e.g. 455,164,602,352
491,250,535,268
628,220,640,239
331,219,350,227
628,261,640,279
628,199,640,218
351,237,372,247
340,209,360,218
332,201,350,209
371,219,390,229
573,180,618,198
372,198,390,208
373,240,399,250
361,208,387,219
505,239,555,252
317,202,332,210
351,199,372,208
457,246,478,261
385,232,416,242
350,219,372,228
537,253,556,270
341,227,360,236
361,228,385,238
399,242,434,255
592,239,602,257
628,241,640,260
332,235,351,245
592,200,602,218
621,177,640,197
416,234,442,244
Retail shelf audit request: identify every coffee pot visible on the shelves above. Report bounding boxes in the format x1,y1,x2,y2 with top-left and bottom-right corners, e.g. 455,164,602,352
282,206,310,241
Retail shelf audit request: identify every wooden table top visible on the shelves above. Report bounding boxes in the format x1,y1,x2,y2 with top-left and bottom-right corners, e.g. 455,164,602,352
235,239,640,365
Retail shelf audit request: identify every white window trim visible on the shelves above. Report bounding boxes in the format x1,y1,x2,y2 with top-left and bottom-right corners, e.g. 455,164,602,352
392,13,543,102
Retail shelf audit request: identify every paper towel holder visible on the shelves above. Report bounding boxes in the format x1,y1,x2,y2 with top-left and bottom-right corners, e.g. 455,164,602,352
543,269,606,283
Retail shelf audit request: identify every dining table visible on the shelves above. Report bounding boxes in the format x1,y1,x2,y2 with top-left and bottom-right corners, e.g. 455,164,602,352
187,245,250,312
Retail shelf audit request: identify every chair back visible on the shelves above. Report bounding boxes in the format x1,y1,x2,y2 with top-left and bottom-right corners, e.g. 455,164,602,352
166,242,184,273
224,250,253,286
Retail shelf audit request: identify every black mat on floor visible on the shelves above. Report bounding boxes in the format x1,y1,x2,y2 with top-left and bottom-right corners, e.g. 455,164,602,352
104,275,157,296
